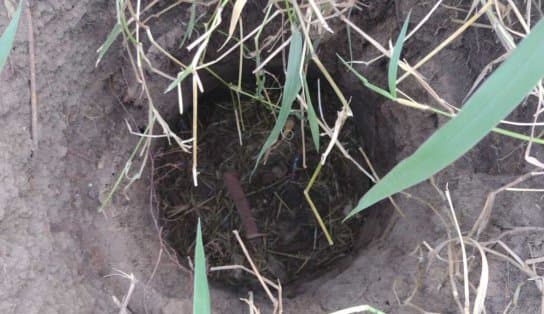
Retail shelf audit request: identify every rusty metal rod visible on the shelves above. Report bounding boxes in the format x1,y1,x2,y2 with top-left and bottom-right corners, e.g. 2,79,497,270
223,171,260,241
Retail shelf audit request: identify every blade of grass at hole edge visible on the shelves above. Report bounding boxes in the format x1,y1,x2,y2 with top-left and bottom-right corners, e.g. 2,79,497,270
388,12,410,98
0,0,23,72
96,23,121,66
340,54,544,145
223,0,247,47
193,218,211,314
96,0,138,66
338,55,394,100
303,78,320,151
346,18,544,220
116,0,137,45
252,28,303,174
164,65,193,93
179,0,197,48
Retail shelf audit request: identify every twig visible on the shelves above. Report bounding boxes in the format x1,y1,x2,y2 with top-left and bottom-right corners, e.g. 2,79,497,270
277,279,283,314
445,187,470,313
469,170,544,238
240,291,260,314
304,162,334,246
321,105,351,165
26,0,38,150
106,269,138,314
192,76,199,186
232,230,279,313
302,105,353,246
329,304,385,314
299,100,307,168
210,264,280,290
397,1,494,84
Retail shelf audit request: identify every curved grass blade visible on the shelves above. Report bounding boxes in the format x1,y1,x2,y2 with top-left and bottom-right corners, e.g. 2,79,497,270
179,0,197,48
253,29,303,173
341,55,544,145
116,0,137,45
0,0,22,72
96,0,139,66
336,54,395,100
346,18,544,219
339,55,394,100
303,78,320,151
96,23,121,66
164,65,192,93
193,218,211,314
223,0,247,47
388,12,410,98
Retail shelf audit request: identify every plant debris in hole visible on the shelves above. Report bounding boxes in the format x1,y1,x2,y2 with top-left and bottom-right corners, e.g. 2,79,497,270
154,99,369,287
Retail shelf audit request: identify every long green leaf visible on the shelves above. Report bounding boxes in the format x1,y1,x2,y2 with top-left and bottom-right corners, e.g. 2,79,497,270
388,13,410,98
0,0,22,72
346,18,544,219
193,218,211,314
303,78,320,151
253,29,303,173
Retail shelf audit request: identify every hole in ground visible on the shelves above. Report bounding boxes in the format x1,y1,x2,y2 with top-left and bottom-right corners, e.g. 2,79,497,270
152,70,395,294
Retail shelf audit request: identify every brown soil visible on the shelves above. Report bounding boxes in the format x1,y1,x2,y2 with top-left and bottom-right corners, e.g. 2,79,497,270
1,1,543,313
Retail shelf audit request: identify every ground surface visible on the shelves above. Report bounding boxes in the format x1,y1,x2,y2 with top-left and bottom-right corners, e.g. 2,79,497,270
1,1,543,313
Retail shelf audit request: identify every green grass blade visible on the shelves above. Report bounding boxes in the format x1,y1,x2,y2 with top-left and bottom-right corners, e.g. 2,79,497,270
341,55,544,145
303,78,320,151
253,29,303,173
116,0,137,45
491,126,544,144
96,23,121,66
96,0,141,66
346,18,544,219
338,55,395,100
0,0,22,72
388,13,410,98
179,0,197,48
164,65,192,93
193,218,211,314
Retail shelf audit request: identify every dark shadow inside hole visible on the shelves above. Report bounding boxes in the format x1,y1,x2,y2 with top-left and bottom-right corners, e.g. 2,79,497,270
152,72,393,296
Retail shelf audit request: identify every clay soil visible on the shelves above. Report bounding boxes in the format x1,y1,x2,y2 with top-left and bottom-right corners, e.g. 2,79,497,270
1,1,544,313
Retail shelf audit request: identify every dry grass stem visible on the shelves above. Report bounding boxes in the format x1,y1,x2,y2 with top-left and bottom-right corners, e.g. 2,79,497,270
470,171,544,238
106,269,138,314
26,0,38,150
445,187,470,313
210,265,280,290
397,1,493,84
233,230,280,313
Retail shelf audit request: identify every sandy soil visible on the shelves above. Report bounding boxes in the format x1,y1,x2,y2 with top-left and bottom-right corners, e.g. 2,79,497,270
1,1,543,313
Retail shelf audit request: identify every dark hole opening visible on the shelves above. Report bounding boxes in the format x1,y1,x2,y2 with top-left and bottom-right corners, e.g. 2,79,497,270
152,69,394,295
